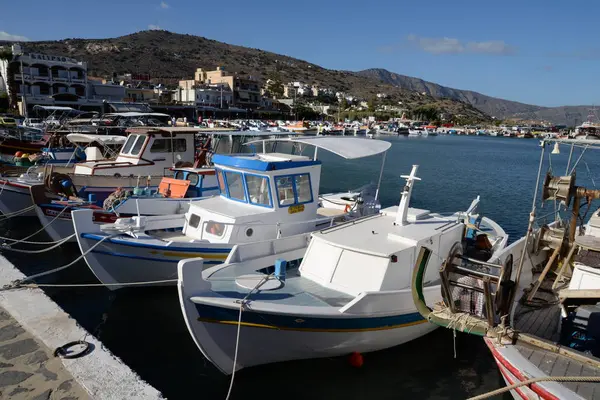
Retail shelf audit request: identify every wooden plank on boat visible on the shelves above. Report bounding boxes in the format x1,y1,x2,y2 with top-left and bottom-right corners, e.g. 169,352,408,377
564,360,584,394
527,347,548,370
575,235,600,252
559,289,600,300
578,365,598,399
550,355,571,378
538,352,559,376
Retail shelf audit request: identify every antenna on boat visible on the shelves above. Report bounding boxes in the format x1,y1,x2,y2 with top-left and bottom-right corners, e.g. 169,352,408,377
395,165,420,226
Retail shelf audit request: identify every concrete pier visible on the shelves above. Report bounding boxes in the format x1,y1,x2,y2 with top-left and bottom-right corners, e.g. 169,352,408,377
0,255,164,399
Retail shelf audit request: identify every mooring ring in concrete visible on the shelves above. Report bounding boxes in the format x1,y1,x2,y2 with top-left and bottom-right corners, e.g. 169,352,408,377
54,340,92,359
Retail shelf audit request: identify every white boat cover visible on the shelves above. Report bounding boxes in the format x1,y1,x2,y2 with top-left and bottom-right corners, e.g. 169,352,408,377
244,136,392,159
66,134,127,145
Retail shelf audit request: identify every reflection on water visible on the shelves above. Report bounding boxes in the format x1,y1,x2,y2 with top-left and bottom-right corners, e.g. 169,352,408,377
4,136,598,399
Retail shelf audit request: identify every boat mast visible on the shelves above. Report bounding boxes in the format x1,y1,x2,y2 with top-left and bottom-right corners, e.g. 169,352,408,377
395,165,420,226
511,141,547,306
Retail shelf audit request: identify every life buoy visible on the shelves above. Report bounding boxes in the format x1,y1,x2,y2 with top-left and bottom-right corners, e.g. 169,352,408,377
344,204,352,213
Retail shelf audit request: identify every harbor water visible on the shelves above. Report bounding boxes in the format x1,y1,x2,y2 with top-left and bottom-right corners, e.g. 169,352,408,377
3,135,599,399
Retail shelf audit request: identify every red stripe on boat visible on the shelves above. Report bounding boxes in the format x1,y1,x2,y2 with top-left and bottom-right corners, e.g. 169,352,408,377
484,337,560,400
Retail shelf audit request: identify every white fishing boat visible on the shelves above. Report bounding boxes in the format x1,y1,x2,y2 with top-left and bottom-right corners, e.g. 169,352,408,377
0,128,289,216
408,128,424,137
30,167,219,242
411,138,600,399
71,137,391,289
177,165,507,373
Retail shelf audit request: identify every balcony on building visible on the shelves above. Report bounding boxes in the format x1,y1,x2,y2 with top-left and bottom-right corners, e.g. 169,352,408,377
69,67,86,83
31,82,52,96
30,64,50,81
51,65,70,83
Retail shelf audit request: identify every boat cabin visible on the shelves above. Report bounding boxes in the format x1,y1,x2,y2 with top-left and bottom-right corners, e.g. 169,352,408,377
171,167,218,198
73,127,198,177
181,152,322,244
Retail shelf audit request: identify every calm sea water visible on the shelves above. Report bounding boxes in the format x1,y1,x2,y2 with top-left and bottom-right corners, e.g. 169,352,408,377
3,135,600,399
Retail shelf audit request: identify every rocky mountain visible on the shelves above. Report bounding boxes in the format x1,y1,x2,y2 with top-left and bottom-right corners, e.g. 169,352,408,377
1,30,589,125
358,68,594,126
0,30,490,121
358,68,543,119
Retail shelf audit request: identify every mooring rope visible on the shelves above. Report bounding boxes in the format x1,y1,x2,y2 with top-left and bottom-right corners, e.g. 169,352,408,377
0,234,75,253
468,375,600,400
1,205,70,246
1,234,116,290
19,279,178,288
0,205,36,220
225,274,274,400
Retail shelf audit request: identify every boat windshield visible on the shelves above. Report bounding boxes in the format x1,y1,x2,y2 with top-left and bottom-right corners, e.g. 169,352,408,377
121,135,138,154
130,136,146,156
245,175,271,206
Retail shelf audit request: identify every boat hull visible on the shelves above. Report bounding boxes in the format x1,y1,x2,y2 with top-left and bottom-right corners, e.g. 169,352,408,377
0,180,35,216
182,301,436,374
75,233,231,289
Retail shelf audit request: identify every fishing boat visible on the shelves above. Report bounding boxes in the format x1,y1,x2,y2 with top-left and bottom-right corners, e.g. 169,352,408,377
30,167,219,242
0,128,285,216
411,138,600,399
177,164,507,373
71,137,391,289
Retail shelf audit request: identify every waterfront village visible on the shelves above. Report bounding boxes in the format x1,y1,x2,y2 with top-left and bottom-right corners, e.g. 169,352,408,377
0,43,593,137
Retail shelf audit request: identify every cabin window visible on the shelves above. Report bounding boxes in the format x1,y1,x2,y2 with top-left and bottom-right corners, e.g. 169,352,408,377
150,138,187,153
189,213,201,229
187,173,200,186
295,174,312,203
275,173,312,206
205,221,225,237
216,169,226,193
174,170,184,180
225,171,246,201
130,135,146,156
245,175,271,207
276,176,296,206
121,135,137,154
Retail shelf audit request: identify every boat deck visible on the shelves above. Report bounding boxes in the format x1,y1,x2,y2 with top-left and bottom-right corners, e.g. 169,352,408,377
512,273,600,399
514,341,600,399
207,269,354,308
513,275,561,342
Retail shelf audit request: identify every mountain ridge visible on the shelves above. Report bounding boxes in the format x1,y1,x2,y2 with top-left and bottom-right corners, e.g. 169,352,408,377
0,30,591,125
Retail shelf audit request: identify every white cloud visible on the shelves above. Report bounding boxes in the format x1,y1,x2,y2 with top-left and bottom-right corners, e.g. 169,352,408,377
160,1,169,9
405,34,515,55
148,24,161,30
0,31,29,42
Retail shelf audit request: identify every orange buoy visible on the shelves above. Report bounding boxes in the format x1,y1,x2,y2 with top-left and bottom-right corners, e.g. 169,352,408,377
349,351,363,368
14,151,23,158
344,204,351,213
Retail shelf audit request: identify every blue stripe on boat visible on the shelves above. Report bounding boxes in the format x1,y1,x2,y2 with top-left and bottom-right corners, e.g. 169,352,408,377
194,303,425,332
81,233,231,253
90,249,222,264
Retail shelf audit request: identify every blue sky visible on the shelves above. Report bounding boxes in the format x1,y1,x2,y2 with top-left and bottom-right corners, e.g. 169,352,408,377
1,0,598,107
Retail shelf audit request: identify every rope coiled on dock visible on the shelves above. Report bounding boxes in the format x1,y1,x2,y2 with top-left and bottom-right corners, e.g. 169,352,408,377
468,375,600,400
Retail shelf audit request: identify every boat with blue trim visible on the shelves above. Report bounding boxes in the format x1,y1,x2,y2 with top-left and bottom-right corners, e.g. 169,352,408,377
71,137,391,289
177,165,508,373
31,167,219,242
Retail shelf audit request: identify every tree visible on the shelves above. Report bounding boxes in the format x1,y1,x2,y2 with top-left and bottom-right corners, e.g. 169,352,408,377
340,98,348,111
266,80,284,98
367,98,376,113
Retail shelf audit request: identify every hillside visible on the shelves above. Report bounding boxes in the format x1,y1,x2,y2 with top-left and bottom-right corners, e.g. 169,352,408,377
0,30,490,121
358,68,595,126
357,68,544,119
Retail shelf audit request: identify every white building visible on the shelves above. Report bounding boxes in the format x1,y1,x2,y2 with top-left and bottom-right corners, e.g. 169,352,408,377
11,44,88,98
174,82,233,108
